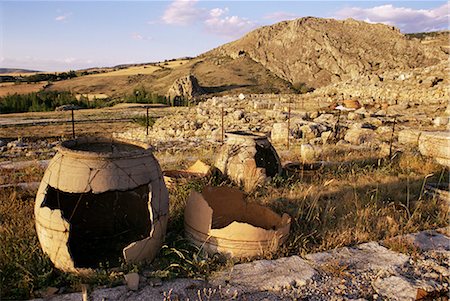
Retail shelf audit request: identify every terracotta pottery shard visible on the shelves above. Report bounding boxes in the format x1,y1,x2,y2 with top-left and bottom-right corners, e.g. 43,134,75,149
163,160,211,188
184,186,291,258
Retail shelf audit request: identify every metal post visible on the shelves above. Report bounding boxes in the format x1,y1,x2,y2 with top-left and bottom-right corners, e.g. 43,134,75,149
71,109,75,139
287,103,291,149
221,106,224,144
335,109,341,141
389,116,397,159
146,107,149,136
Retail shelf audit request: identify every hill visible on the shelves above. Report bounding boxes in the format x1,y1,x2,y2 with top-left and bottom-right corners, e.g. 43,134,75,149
46,17,448,99
208,17,445,88
0,68,41,75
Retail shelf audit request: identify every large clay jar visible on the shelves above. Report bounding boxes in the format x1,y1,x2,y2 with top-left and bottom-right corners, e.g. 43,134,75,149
215,131,282,191
34,137,169,273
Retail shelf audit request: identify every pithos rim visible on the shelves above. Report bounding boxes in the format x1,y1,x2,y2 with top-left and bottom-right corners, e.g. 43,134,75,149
55,136,153,159
225,130,268,140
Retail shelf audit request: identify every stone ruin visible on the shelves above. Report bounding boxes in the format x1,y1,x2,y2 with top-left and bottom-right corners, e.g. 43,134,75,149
34,137,169,273
215,131,282,191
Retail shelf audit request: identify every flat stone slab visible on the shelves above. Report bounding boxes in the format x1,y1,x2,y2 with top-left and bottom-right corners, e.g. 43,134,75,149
305,242,409,273
373,276,419,301
211,256,316,293
31,231,449,301
373,276,445,301
404,230,450,252
0,159,49,170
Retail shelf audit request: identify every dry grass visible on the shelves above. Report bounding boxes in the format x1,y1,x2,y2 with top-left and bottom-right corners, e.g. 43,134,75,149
0,165,45,185
87,65,162,77
383,236,421,259
86,60,189,78
0,82,47,97
156,59,190,68
0,145,448,299
0,105,180,139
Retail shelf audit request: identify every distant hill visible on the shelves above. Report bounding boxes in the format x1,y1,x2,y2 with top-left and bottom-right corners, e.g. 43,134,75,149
47,17,447,98
0,68,41,74
207,17,445,88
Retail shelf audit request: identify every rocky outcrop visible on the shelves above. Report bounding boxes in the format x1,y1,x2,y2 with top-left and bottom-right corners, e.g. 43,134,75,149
166,75,205,101
208,17,445,88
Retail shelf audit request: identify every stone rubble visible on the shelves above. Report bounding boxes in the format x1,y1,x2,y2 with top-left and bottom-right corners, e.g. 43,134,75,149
35,228,449,301
117,60,448,153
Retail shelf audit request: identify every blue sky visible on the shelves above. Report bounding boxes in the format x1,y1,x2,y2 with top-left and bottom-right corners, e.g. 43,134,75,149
1,1,448,71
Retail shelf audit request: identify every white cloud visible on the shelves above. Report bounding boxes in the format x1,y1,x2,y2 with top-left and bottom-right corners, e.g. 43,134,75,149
55,13,71,22
131,33,144,40
264,11,298,22
335,3,449,33
63,57,76,64
204,15,256,38
209,8,228,18
162,0,205,25
130,32,152,41
161,0,256,38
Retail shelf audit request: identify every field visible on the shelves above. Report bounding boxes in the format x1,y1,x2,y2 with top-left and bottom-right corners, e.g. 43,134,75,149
86,60,190,77
0,82,47,97
0,104,180,140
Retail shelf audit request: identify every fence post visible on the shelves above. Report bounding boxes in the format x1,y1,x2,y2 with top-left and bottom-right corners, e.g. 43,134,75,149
146,107,149,136
389,115,397,159
221,106,224,144
287,103,291,149
71,109,75,139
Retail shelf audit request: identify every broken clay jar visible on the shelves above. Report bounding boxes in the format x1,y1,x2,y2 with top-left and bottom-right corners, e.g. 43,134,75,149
163,160,211,188
184,186,291,258
34,137,169,273
214,131,282,191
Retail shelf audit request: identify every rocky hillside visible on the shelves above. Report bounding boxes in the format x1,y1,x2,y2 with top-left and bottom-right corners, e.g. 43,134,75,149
207,17,445,88
48,18,447,99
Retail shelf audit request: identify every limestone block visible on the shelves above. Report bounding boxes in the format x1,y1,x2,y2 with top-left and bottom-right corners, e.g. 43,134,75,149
211,256,315,293
398,129,422,147
271,123,288,144
344,128,376,145
419,131,450,167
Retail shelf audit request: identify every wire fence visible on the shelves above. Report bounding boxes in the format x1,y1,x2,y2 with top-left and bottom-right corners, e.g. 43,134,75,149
0,95,435,155
0,106,160,141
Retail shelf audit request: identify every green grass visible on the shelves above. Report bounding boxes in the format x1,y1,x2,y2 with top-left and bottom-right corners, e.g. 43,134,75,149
0,151,448,299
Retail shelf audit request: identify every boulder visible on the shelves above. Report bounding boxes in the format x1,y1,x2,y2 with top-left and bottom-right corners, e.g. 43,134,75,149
433,116,449,127
344,128,376,145
166,75,205,101
233,110,245,120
